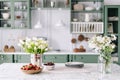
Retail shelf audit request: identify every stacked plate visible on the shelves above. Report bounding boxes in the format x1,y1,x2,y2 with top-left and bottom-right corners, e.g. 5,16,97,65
65,62,84,68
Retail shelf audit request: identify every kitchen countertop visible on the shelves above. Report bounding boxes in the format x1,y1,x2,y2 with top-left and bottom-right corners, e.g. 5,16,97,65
0,63,120,80
0,51,99,55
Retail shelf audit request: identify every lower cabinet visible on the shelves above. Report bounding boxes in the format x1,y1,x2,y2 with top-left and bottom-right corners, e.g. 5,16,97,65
43,55,69,63
14,55,30,63
0,54,13,64
71,55,99,63
0,54,99,64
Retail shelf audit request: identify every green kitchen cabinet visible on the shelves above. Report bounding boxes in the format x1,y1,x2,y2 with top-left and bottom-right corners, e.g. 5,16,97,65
104,5,120,64
14,55,30,63
0,54,13,64
43,55,69,63
71,55,99,63
0,0,30,29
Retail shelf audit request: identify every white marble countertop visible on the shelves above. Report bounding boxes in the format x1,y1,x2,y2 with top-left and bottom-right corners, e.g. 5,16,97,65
0,51,99,55
0,63,120,80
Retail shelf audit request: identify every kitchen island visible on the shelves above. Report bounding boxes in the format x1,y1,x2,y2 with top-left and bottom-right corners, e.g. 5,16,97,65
0,63,120,80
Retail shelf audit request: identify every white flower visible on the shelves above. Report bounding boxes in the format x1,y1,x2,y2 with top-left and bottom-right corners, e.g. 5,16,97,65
96,35,102,42
34,46,37,51
18,37,48,54
111,34,116,40
35,42,39,46
88,35,116,53
19,39,24,45
28,45,31,49
32,37,37,41
111,44,116,49
26,37,31,42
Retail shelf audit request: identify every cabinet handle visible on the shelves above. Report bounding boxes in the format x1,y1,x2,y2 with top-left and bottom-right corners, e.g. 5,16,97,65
1,55,4,60
54,57,57,59
81,57,83,59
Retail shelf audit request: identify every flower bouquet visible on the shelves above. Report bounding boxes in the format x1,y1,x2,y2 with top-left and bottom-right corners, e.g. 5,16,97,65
18,37,48,67
88,34,116,73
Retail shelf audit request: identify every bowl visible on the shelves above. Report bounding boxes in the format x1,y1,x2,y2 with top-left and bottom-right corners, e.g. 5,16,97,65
4,7,9,10
21,69,42,74
44,65,55,70
44,62,55,70
2,13,10,19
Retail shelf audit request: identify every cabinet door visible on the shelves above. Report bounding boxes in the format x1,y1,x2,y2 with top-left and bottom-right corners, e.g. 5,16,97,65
0,0,12,29
43,55,69,63
0,54,13,64
72,55,98,63
13,0,30,29
104,5,119,63
15,55,30,63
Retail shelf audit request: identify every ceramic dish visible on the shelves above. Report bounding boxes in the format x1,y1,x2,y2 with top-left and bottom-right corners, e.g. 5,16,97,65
65,62,84,68
44,65,55,70
85,7,95,11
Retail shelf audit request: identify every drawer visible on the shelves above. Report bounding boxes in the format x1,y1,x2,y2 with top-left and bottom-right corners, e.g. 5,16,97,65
72,55,98,63
0,54,13,63
43,55,69,63
14,55,30,63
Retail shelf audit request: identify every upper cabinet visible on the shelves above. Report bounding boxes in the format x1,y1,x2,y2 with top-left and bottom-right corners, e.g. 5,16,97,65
104,5,120,35
13,0,30,29
30,0,70,10
0,0,12,29
70,0,104,33
104,5,119,60
0,0,30,29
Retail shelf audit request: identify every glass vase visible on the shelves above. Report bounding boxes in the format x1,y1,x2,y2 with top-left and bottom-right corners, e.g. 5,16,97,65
98,54,112,74
31,54,43,67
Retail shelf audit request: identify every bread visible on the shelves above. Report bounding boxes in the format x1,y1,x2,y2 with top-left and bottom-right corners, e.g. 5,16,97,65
9,46,15,52
3,45,15,52
3,45,9,52
78,34,84,41
79,45,86,52
73,48,80,52
71,38,77,44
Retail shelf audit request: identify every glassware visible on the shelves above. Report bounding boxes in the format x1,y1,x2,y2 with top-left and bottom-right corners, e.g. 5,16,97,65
98,53,112,74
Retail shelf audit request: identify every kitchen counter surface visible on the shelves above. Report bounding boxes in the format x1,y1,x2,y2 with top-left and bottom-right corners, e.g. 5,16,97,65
0,63,120,80
0,51,99,55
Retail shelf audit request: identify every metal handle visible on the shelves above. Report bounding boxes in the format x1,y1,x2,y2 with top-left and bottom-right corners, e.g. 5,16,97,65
81,57,83,59
1,55,4,60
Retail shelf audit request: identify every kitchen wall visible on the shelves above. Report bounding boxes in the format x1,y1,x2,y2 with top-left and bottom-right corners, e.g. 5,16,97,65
0,0,119,52
104,0,120,5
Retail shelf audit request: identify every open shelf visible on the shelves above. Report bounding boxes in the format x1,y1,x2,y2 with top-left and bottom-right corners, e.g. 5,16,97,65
71,22,103,33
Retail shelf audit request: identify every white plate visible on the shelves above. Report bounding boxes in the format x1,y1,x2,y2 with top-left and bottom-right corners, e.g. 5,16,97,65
65,62,84,68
